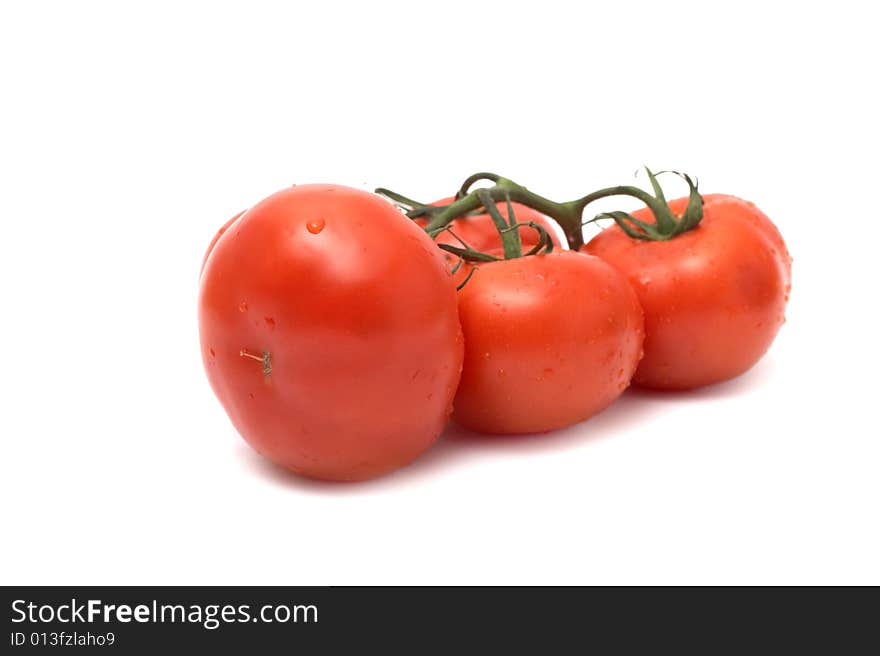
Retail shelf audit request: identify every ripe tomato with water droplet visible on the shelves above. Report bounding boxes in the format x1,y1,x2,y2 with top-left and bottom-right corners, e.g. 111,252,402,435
453,251,644,434
198,185,464,481
584,194,791,389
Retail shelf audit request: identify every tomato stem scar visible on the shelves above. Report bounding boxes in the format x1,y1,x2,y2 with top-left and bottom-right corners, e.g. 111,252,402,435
240,349,272,376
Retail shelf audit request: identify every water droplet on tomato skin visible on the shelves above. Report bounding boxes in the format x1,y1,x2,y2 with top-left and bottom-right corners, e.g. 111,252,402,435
306,218,325,234
239,301,248,313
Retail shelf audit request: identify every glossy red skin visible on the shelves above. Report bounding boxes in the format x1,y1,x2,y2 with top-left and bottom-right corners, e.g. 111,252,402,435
416,197,564,253
200,210,245,275
453,251,644,434
584,194,791,390
199,185,464,481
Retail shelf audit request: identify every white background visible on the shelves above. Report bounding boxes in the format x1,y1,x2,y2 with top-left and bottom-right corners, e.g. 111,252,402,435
1,1,877,585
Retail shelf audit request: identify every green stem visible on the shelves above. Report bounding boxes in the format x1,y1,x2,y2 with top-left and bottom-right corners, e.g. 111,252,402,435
456,172,501,199
379,167,704,250
478,190,522,259
572,183,677,232
436,243,501,262
426,177,585,249
575,185,658,212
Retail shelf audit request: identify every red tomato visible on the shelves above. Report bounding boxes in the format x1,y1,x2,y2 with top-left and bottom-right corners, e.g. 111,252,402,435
199,185,464,481
200,210,245,275
584,194,791,389
453,251,644,434
416,197,563,254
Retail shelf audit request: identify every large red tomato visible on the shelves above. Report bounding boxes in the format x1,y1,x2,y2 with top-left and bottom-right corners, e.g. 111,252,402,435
584,194,791,389
199,185,464,481
416,197,563,254
453,251,644,434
